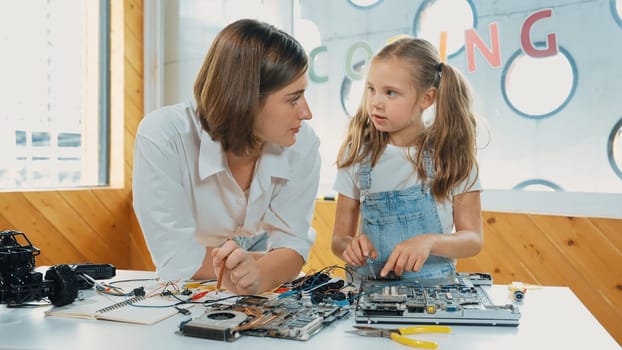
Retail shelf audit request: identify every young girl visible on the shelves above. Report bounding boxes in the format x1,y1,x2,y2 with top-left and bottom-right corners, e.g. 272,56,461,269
331,38,482,281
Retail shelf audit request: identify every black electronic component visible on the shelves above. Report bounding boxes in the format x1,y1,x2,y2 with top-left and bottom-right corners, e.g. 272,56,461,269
362,306,404,317
71,263,116,280
72,263,117,290
466,272,493,286
132,287,146,297
310,290,347,305
44,264,79,306
0,229,116,306
290,272,331,291
372,270,401,281
407,304,425,313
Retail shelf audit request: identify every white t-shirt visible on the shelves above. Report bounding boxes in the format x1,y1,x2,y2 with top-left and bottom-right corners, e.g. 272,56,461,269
132,100,321,281
333,144,481,234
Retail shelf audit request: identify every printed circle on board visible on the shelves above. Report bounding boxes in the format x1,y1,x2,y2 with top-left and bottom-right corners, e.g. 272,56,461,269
607,117,622,179
413,0,476,59
501,43,577,120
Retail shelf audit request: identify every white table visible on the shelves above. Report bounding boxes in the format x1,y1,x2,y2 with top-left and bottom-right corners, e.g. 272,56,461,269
0,270,619,350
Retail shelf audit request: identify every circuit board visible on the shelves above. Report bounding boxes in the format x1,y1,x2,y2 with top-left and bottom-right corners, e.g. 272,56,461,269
354,272,520,326
181,296,350,342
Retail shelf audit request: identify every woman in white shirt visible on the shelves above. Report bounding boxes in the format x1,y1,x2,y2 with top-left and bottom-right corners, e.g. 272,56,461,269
132,19,320,295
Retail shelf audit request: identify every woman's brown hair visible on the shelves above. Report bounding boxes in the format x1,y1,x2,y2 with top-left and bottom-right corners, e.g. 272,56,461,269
193,19,308,156
336,38,478,201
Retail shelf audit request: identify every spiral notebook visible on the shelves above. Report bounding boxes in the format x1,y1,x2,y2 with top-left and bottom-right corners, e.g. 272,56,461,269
45,292,185,325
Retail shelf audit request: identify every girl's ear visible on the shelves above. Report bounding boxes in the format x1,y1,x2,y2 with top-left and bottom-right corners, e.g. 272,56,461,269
420,87,437,110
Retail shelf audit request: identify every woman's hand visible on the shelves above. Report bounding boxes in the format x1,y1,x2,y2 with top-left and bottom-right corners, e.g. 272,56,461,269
212,240,261,295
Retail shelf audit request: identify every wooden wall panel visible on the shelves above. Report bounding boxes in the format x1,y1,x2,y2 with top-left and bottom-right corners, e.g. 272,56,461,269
122,0,151,271
21,191,122,264
593,219,622,248
124,0,143,42
0,192,87,266
302,200,345,278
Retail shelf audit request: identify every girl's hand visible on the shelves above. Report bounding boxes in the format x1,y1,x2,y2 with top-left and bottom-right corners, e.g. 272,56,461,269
212,240,261,295
342,235,378,266
381,234,434,277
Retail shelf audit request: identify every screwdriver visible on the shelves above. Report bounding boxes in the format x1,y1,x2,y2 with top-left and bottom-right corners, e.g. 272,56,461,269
366,257,376,280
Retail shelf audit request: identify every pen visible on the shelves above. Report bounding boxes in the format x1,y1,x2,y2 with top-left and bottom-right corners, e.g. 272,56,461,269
317,196,335,201
216,256,227,290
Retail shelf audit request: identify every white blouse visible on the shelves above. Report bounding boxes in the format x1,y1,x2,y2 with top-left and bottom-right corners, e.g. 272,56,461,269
132,101,321,281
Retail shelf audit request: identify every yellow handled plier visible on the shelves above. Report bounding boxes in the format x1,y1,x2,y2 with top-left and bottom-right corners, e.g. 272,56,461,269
347,325,452,349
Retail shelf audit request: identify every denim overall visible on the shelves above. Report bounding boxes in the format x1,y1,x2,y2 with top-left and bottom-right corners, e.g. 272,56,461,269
357,155,455,283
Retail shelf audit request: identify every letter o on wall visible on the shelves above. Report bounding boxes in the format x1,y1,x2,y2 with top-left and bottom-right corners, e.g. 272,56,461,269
501,43,577,119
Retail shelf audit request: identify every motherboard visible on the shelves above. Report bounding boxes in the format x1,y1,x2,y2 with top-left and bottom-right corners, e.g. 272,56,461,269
180,295,350,341
354,272,521,326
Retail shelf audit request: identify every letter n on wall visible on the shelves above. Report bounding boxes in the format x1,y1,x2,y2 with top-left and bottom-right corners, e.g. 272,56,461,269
465,22,501,73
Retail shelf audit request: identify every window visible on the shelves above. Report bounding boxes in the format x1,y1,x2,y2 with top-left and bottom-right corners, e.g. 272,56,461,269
0,0,110,190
